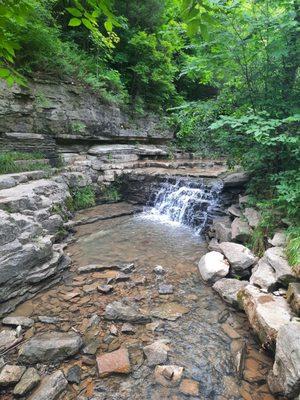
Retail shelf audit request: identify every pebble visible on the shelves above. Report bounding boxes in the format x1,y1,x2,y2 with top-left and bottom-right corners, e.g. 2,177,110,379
66,365,81,384
97,285,113,294
158,284,174,295
154,265,166,275
154,365,183,387
109,324,118,336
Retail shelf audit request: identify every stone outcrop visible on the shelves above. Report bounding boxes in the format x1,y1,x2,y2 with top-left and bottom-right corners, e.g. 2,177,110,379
198,251,229,283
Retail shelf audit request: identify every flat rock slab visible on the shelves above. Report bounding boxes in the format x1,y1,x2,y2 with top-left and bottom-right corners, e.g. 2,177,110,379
97,348,131,377
213,278,248,309
2,316,34,328
0,364,26,387
151,302,190,321
105,301,151,324
13,367,40,396
28,370,67,400
18,331,83,364
250,258,277,291
78,264,119,273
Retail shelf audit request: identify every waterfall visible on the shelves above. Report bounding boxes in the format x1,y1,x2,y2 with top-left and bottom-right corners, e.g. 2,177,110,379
143,178,223,234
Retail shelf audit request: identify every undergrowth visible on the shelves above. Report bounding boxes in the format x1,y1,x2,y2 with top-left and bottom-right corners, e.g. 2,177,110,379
71,186,96,211
0,151,49,174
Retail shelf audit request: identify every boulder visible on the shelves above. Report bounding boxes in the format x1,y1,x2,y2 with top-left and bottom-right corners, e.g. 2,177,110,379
250,258,277,291
268,231,287,247
28,370,68,400
198,251,229,283
227,204,242,218
207,238,221,252
143,340,170,366
212,278,248,309
0,365,26,387
212,216,232,242
231,218,252,243
223,172,249,188
268,322,300,398
96,348,131,377
287,283,300,316
18,331,83,364
264,247,297,286
13,367,40,397
104,301,151,324
244,208,261,228
238,285,292,348
219,242,256,274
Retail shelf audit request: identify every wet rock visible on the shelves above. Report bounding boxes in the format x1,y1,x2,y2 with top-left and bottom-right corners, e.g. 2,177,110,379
120,263,135,273
212,216,232,242
97,285,113,294
153,265,166,275
96,348,131,377
264,247,297,286
0,364,26,387
268,231,287,247
268,321,300,398
219,242,256,274
287,282,300,316
250,258,277,291
179,378,199,396
231,218,253,243
121,323,136,335
28,370,68,400
198,251,229,283
105,301,151,324
2,316,34,328
158,284,174,295
244,208,261,228
0,329,18,351
154,365,183,387
78,264,117,273
238,284,292,348
227,204,242,218
66,365,81,384
221,323,241,339
151,303,189,321
212,278,248,309
223,172,249,188
143,339,170,366
13,367,40,396
18,331,83,364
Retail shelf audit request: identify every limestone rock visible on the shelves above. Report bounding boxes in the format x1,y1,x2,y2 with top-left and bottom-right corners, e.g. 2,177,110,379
264,247,297,286
0,364,26,387
212,278,248,309
238,285,292,348
223,172,249,188
244,208,261,228
268,322,300,398
231,218,252,243
250,258,277,291
13,367,40,396
154,365,183,387
104,301,151,324
219,242,256,274
18,331,83,364
268,231,287,247
2,316,34,328
212,216,232,242
28,370,68,400
97,348,131,377
198,251,229,283
143,340,170,366
287,283,300,316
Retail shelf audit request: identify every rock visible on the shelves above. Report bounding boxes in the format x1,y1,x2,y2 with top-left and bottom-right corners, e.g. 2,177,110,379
0,364,26,387
153,265,166,275
268,321,300,398
151,303,189,321
223,172,249,188
207,238,221,252
231,218,252,243
221,323,241,339
13,367,40,396
268,231,287,247
66,365,81,384
244,208,261,228
219,242,256,274
120,263,135,273
227,204,242,218
143,339,169,366
2,316,34,328
239,195,250,205
198,251,229,283
250,258,277,291
121,323,136,334
18,331,83,364
78,264,117,273
27,370,68,400
158,284,174,295
264,247,297,286
179,379,200,396
97,285,113,294
115,272,130,282
109,324,118,336
0,329,18,351
212,278,248,309
287,283,300,316
238,285,292,348
212,216,232,242
104,301,151,324
154,365,183,387
37,316,64,324
96,348,131,377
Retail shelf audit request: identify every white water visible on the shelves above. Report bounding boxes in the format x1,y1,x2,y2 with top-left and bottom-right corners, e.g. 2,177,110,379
142,178,223,234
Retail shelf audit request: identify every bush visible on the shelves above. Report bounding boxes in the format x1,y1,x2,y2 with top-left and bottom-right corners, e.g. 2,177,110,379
72,186,96,210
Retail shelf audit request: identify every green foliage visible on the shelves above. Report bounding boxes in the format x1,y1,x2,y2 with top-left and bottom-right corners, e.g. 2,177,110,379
102,184,121,202
0,151,48,174
286,227,300,270
70,121,86,134
71,186,96,210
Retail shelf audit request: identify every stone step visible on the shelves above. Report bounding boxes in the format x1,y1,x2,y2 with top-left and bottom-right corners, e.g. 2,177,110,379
88,144,168,158
0,170,54,190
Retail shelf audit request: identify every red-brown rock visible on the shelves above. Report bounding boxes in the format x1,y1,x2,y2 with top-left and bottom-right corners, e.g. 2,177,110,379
96,348,131,377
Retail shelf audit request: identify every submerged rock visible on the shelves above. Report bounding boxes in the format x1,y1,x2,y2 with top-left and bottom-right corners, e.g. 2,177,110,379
105,301,151,324
28,370,68,400
18,331,83,364
158,284,174,295
154,365,183,387
0,364,26,387
151,302,189,321
143,339,170,366
212,278,248,309
219,242,256,274
13,367,40,397
198,251,229,283
268,321,300,398
97,348,131,377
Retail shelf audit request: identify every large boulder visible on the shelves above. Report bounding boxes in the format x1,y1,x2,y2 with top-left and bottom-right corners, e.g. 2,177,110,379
28,370,67,400
212,216,232,242
264,247,298,285
231,218,252,243
198,251,229,283
212,278,248,309
18,331,82,364
219,242,256,274
238,285,292,348
268,322,300,398
250,257,277,291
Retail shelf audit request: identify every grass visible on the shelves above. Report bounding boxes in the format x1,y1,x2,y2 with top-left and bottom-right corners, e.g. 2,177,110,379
71,186,96,211
102,185,122,202
286,227,300,273
0,151,49,174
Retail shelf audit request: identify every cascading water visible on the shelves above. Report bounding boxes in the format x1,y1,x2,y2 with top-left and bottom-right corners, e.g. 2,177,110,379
143,178,224,234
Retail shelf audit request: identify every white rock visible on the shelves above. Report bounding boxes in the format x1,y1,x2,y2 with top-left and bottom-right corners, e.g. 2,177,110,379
198,251,229,283
219,242,256,273
231,218,252,243
268,231,287,247
250,258,277,291
264,247,296,285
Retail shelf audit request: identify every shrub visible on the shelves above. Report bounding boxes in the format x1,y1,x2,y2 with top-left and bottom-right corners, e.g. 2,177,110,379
72,186,96,210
